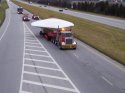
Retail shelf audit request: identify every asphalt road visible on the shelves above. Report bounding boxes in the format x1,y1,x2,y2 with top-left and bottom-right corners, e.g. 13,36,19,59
0,1,125,93
20,0,125,30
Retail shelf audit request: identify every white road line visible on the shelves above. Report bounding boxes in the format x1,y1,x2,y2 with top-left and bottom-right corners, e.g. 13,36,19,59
21,90,32,93
25,40,37,42
24,64,61,71
0,8,11,41
24,22,81,93
25,39,36,41
25,41,38,43
19,22,26,93
25,39,37,41
25,34,32,36
25,42,39,45
101,76,113,86
25,37,36,40
25,33,31,35
25,58,55,64
24,71,67,80
23,80,77,93
25,45,43,49
25,36,35,38
25,49,46,52
25,53,50,57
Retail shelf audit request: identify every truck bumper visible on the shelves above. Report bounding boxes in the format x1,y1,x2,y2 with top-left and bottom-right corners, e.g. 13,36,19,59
61,44,76,49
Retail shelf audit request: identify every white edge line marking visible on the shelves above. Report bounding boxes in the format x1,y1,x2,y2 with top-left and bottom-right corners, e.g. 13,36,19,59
25,53,50,57
21,90,32,93
24,23,81,93
101,76,113,86
24,71,67,80
19,22,26,93
0,6,11,41
25,58,55,64
23,80,77,92
24,64,61,71
25,49,46,52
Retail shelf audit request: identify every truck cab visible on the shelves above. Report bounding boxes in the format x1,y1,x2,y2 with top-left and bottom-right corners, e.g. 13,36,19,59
57,29,76,49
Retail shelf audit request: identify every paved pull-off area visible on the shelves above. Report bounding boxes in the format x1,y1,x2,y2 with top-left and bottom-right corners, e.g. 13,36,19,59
0,1,125,93
20,23,80,93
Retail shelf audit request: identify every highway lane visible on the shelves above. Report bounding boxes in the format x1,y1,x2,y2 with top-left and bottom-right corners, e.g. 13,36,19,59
26,21,125,93
0,1,24,93
0,1,125,93
20,0,125,30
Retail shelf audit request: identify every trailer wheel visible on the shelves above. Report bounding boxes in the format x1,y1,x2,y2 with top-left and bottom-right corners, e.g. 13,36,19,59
73,46,76,50
39,31,42,35
58,43,62,50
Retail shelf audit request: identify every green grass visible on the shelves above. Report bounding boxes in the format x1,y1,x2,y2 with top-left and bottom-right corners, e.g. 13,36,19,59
0,0,9,26
13,1,125,65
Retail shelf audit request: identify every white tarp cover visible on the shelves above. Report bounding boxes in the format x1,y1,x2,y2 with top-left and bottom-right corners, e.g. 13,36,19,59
31,18,74,28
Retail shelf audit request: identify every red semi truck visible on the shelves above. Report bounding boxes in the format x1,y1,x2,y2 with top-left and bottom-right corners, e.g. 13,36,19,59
31,18,77,49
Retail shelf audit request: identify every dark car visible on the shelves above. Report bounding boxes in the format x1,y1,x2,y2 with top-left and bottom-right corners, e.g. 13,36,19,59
59,9,63,12
17,7,23,14
22,14,30,21
32,15,39,20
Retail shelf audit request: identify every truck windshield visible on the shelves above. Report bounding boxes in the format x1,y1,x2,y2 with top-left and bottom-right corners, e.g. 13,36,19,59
18,8,23,11
61,33,72,37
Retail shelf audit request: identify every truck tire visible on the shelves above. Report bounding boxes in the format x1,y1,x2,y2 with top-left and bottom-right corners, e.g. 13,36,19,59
48,36,51,41
39,31,42,35
58,43,62,50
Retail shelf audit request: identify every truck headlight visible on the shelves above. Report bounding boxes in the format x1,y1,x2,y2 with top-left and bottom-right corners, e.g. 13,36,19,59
73,41,76,45
61,42,65,45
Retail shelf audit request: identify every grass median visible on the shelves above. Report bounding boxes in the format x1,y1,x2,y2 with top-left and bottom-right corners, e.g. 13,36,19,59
0,0,8,26
13,1,125,65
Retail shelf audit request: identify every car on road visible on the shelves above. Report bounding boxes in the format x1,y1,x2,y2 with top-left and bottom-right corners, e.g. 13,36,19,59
29,1,32,4
59,9,63,12
17,7,23,14
22,14,30,21
32,14,39,20
65,8,68,10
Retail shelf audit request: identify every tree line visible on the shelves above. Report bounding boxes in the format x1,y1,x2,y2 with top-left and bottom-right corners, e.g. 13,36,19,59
37,0,125,18
73,1,125,18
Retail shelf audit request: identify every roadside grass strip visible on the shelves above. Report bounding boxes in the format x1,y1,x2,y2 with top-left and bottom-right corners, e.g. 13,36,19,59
19,22,81,93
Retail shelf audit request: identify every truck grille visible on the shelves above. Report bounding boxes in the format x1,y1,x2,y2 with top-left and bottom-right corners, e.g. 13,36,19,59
65,39,73,44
